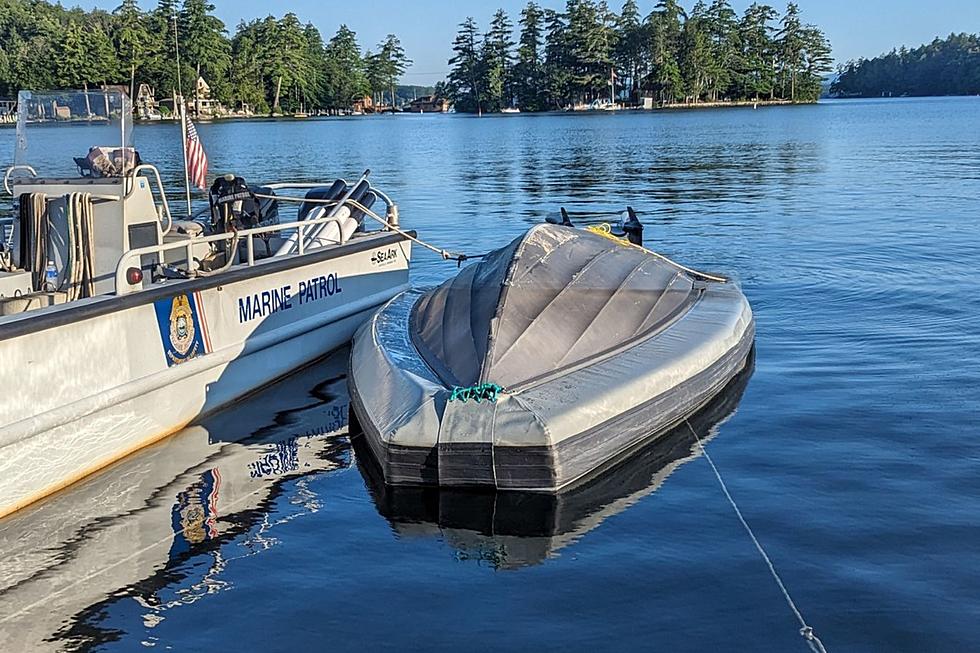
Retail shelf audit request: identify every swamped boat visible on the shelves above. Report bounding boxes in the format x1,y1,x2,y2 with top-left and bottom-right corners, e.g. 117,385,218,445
350,219,754,492
0,90,412,517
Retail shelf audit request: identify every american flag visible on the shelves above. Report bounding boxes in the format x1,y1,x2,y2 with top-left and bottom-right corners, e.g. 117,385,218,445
186,117,208,190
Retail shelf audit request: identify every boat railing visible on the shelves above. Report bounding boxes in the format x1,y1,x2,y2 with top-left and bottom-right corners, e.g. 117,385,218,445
114,210,360,295
2,165,37,195
259,181,396,215
126,164,174,237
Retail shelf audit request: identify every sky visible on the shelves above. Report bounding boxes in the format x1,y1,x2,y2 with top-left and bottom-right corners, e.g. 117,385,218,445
76,0,980,86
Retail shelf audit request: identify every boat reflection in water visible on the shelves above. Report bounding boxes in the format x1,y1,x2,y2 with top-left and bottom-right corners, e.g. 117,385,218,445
353,350,754,570
0,350,354,652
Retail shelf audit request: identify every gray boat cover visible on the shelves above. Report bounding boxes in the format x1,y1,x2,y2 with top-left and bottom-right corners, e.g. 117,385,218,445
412,224,697,389
349,224,755,491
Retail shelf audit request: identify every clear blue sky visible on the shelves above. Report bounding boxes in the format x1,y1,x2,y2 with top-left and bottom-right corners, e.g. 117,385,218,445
79,0,980,85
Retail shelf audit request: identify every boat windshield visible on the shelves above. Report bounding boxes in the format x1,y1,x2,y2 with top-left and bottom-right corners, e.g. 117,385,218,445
14,90,134,181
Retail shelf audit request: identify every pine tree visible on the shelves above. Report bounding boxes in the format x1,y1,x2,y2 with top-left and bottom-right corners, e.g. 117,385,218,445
482,9,514,111
615,0,644,103
447,17,483,113
678,2,712,102
305,23,328,107
229,20,267,112
179,0,230,102
376,34,412,108
566,0,615,102
705,0,740,101
738,3,778,100
113,0,150,101
514,2,546,111
797,24,832,101
269,13,314,112
363,50,385,106
143,0,183,97
645,0,686,103
56,21,90,90
543,9,571,108
776,2,804,100
324,25,369,109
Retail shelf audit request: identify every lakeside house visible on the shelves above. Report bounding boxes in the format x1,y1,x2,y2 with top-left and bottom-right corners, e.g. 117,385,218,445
0,98,15,124
406,95,449,113
353,95,373,114
135,83,163,120
191,76,225,118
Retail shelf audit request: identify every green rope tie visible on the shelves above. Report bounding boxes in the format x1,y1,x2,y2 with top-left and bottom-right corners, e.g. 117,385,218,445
448,383,504,404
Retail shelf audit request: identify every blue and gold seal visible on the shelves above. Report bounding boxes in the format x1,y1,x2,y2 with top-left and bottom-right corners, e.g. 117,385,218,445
154,293,209,366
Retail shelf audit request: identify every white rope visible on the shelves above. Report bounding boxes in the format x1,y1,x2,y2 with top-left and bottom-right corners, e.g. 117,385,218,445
685,420,829,653
252,193,477,263
65,193,96,300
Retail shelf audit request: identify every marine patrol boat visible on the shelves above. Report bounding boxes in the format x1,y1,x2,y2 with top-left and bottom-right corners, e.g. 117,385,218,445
0,90,412,518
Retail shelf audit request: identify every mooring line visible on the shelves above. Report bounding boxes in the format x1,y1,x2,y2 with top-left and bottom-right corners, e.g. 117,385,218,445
251,193,486,265
685,420,829,653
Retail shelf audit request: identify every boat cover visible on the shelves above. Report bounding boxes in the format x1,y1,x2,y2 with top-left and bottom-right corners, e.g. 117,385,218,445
412,224,697,389
349,224,755,491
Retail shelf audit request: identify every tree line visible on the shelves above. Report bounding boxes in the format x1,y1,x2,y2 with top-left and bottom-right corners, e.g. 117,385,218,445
831,33,980,98
0,0,411,113
442,0,832,113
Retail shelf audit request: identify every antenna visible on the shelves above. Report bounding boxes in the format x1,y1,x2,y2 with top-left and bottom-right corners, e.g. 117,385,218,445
173,9,192,216
172,11,183,99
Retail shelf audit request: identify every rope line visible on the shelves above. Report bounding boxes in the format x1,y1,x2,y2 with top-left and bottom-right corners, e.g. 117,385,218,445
252,193,485,265
586,223,728,283
685,420,829,653
448,383,504,403
253,193,721,278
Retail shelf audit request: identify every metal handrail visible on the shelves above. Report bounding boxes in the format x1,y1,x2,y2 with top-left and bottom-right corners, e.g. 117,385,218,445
3,165,37,195
261,178,394,213
114,211,351,294
126,164,174,237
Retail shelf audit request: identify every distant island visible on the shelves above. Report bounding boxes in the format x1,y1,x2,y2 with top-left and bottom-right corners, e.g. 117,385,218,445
831,33,980,98
441,1,833,113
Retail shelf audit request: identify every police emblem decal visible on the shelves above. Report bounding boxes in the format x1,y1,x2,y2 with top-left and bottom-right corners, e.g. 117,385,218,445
154,293,210,366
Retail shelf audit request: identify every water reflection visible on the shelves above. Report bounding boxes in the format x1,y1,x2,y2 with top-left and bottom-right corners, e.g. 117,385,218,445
354,350,754,570
0,350,353,652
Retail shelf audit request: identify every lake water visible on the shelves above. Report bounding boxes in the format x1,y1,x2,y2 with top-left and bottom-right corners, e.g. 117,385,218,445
1,97,979,652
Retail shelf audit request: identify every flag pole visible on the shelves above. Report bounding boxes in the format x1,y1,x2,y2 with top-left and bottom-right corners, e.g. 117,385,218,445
173,11,192,217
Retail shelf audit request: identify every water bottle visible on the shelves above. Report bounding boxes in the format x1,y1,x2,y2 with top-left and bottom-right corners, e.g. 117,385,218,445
45,260,58,291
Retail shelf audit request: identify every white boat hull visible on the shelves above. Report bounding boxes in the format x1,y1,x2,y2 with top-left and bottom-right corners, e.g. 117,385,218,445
0,232,411,518
0,351,354,651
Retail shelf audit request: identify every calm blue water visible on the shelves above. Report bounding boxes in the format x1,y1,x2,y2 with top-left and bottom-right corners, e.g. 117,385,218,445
1,97,979,651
